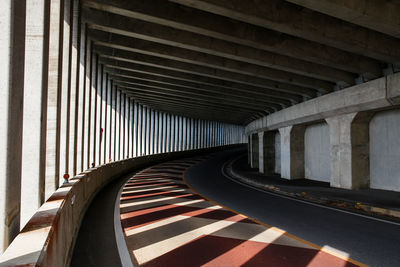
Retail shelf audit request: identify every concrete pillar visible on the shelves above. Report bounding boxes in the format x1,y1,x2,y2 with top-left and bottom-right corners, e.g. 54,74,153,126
94,62,102,165
149,109,154,154
202,120,206,148
143,106,148,155
99,67,106,165
162,113,166,153
250,134,259,168
67,0,79,175
194,119,198,149
180,117,184,151
190,118,194,150
248,135,251,165
146,107,150,155
110,85,116,162
83,32,92,170
279,125,305,180
173,115,178,151
124,96,129,158
141,106,145,156
120,93,125,159
198,120,202,148
326,112,373,189
0,0,26,252
58,0,70,178
88,53,97,168
155,111,158,154
206,121,210,148
114,89,121,160
75,19,85,174
158,112,162,153
129,98,134,158
137,104,142,157
133,101,138,157
44,0,63,199
105,79,111,163
20,0,50,228
101,73,108,164
259,131,276,174
166,114,171,152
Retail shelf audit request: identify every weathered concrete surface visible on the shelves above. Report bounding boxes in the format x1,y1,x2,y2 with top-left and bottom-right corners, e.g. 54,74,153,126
279,125,305,180
326,112,373,189
171,0,400,64
304,123,330,182
20,0,50,229
274,132,281,174
0,145,241,267
258,131,276,174
84,0,381,77
387,72,400,105
370,109,400,191
251,133,259,168
246,73,400,135
286,0,400,39
0,0,26,253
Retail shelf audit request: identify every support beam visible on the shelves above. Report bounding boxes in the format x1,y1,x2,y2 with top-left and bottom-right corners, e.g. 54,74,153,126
104,64,303,103
286,0,400,39
93,42,318,97
171,0,400,64
84,0,382,77
120,85,271,113
113,78,289,108
87,31,334,92
84,8,356,85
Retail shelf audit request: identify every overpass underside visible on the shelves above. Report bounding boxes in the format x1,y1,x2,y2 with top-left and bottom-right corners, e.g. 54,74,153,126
1,0,400,264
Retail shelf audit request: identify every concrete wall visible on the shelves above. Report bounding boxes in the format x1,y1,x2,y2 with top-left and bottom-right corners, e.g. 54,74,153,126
370,109,400,191
274,132,281,174
304,123,331,182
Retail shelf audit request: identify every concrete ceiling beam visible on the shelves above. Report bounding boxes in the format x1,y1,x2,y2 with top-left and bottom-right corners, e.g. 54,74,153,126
128,98,250,124
107,68,303,103
120,88,267,120
110,74,298,105
115,80,284,110
128,95,257,117
84,0,382,78
170,0,400,65
89,30,327,95
286,0,400,39
90,39,330,94
84,8,355,85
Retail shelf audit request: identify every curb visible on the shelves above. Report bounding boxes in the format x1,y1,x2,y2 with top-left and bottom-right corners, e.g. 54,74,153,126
226,157,400,222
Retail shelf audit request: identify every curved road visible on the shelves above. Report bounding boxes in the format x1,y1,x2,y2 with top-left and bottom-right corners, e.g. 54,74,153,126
185,148,400,267
70,148,400,266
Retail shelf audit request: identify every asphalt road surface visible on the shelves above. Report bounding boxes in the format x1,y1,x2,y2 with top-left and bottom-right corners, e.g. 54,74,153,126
184,148,400,267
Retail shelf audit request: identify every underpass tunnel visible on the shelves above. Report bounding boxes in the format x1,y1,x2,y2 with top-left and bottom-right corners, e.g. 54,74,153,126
1,0,400,266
